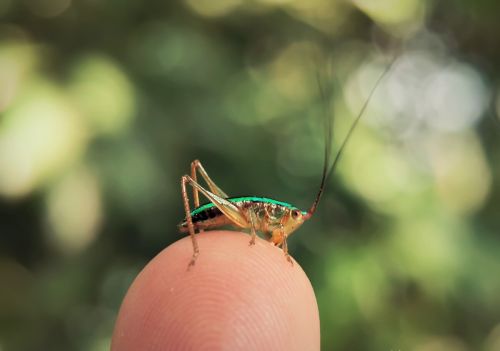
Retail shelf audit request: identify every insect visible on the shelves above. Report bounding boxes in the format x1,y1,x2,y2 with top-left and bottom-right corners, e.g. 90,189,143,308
179,60,393,267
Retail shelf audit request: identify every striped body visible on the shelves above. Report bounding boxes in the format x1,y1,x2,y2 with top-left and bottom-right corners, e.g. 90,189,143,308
179,196,306,235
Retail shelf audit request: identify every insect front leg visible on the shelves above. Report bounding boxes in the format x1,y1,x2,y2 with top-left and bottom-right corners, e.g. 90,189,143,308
279,224,293,266
270,224,293,265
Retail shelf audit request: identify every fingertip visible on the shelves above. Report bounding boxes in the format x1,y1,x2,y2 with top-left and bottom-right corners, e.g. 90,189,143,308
112,231,320,351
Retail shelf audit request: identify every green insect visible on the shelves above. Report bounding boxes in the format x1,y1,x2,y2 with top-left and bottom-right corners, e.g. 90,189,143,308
179,62,392,267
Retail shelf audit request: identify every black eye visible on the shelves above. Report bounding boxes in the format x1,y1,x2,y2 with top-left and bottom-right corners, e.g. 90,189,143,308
291,210,300,219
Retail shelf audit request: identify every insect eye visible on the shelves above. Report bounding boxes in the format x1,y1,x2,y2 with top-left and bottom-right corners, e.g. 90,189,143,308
291,210,301,219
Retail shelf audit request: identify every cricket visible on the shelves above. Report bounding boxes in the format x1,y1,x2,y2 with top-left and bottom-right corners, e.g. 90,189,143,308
179,59,393,267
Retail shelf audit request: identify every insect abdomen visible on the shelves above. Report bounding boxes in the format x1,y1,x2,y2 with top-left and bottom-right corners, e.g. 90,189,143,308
178,206,232,232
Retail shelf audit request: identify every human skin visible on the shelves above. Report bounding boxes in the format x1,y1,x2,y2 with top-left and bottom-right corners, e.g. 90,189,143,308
111,230,320,351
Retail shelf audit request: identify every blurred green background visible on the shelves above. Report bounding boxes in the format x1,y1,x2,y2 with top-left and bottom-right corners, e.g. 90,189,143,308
1,0,500,350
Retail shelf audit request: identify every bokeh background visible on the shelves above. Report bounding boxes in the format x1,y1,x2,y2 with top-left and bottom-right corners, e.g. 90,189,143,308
1,0,500,350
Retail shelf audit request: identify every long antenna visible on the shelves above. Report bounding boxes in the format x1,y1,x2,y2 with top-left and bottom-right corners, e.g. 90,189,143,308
306,57,395,218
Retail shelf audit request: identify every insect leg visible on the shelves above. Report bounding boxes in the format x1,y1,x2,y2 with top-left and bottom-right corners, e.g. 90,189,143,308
190,160,229,234
181,175,199,267
182,175,250,266
279,224,293,266
247,205,257,246
190,161,202,233
191,160,228,207
185,175,249,228
269,220,293,264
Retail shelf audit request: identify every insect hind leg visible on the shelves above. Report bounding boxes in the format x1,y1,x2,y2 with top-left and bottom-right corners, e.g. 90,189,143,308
191,159,228,207
181,175,199,267
190,160,229,234
181,174,249,268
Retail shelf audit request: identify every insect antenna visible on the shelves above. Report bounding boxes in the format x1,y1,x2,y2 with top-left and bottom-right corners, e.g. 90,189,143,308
305,58,395,219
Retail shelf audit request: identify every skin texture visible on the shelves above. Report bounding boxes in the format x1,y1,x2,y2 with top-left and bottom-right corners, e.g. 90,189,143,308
111,231,320,351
